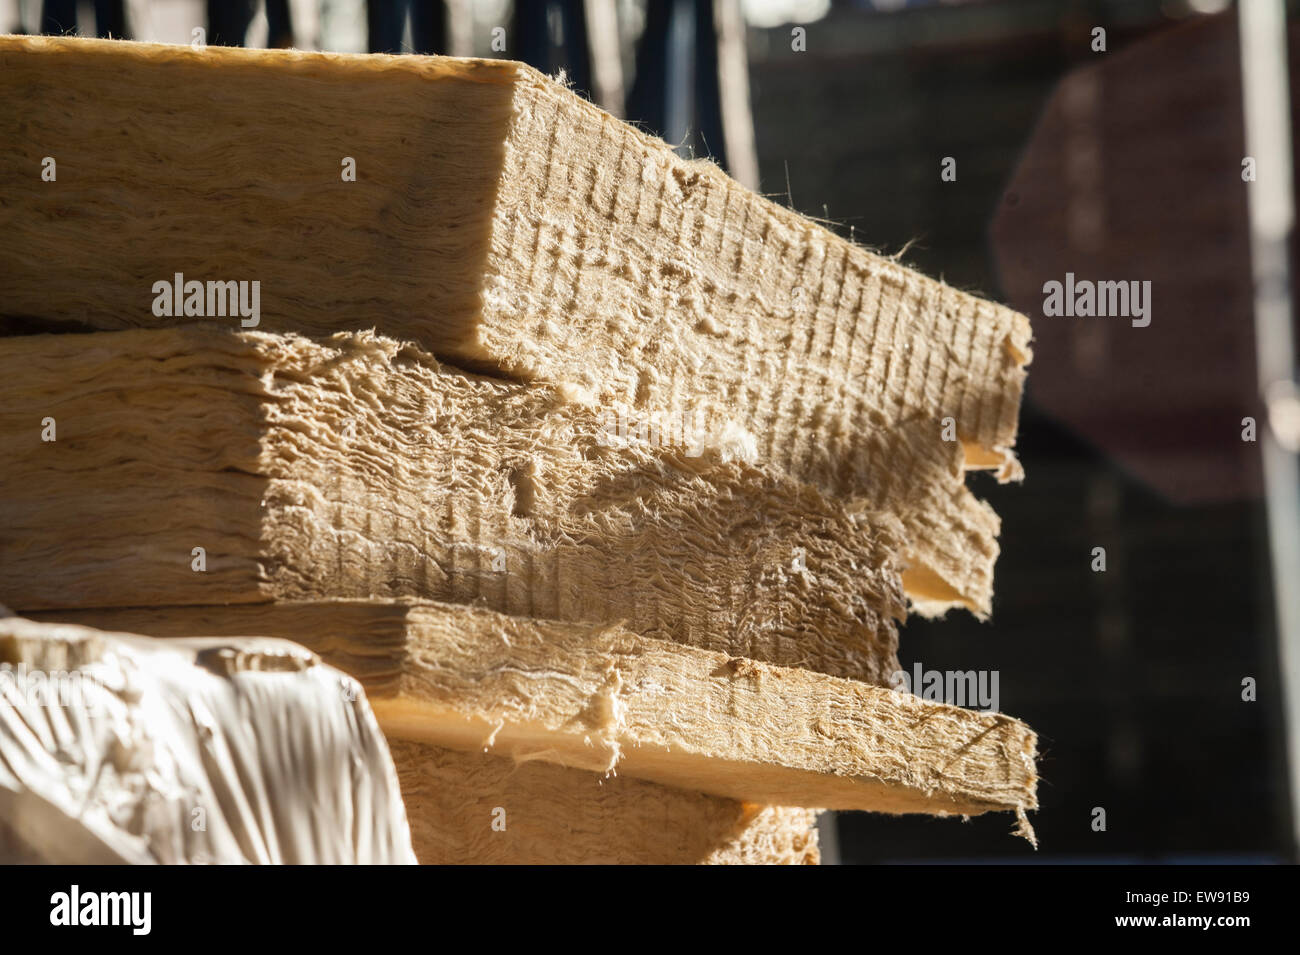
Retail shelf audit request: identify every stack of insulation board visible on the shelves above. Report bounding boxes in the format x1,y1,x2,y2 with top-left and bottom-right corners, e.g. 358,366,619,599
0,35,1038,864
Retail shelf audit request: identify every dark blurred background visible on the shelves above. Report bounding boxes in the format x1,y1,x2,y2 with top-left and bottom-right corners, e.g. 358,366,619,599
9,0,1297,863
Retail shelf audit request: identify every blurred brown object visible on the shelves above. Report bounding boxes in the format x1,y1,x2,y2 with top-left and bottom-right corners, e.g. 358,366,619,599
992,13,1271,504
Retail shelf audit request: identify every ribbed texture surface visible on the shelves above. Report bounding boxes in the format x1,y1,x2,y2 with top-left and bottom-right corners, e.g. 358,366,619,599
2,326,905,683
484,73,1033,614
0,35,1031,616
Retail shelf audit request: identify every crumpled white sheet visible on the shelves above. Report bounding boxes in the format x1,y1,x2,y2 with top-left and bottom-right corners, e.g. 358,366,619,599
0,615,416,864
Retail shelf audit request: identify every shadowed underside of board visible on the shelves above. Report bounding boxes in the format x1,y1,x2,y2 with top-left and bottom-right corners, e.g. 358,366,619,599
1,326,905,683
389,740,820,864
34,599,1038,836
0,35,1030,617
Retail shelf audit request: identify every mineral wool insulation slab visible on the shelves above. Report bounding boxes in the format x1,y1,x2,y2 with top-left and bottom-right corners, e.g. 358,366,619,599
389,741,821,865
0,35,1031,617
1,326,905,684
36,599,1039,833
0,615,416,864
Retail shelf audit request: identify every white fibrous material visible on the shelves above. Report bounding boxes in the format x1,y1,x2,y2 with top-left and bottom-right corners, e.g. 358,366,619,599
0,616,417,864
